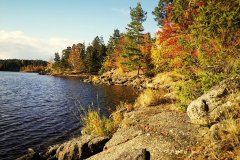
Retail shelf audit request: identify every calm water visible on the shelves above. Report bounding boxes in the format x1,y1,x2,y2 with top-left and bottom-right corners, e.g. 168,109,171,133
0,72,138,160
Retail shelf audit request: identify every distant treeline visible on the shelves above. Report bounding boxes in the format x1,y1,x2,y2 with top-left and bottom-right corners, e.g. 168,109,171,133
0,59,48,72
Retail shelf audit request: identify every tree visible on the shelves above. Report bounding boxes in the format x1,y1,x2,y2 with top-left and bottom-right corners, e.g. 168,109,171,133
68,43,85,72
139,33,153,71
103,35,127,71
123,2,147,76
106,29,121,56
61,47,71,69
53,52,61,68
152,0,173,26
84,36,106,73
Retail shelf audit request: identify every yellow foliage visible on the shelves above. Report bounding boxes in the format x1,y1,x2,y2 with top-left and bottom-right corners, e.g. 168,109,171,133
81,102,128,136
81,110,105,136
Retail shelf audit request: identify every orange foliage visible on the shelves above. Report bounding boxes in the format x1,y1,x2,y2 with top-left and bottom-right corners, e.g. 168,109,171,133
140,33,152,55
172,61,183,68
103,36,127,70
164,4,174,12
68,44,83,71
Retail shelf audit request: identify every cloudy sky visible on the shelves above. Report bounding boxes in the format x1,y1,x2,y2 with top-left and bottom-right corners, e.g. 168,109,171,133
0,0,158,61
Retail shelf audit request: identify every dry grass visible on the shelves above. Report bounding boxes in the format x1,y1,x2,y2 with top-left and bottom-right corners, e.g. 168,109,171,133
152,71,186,89
81,102,130,137
134,89,171,108
188,104,240,159
81,109,106,136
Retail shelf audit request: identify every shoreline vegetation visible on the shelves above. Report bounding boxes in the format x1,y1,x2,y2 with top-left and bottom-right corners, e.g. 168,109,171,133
15,0,240,159
0,59,47,72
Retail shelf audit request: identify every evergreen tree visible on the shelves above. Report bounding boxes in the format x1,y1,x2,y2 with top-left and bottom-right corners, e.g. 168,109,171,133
123,2,147,76
53,52,61,68
152,0,173,26
61,47,71,69
84,36,106,73
106,29,121,56
85,45,95,73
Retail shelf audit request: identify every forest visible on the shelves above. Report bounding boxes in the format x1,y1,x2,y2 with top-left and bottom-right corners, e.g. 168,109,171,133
0,59,47,72
47,0,239,109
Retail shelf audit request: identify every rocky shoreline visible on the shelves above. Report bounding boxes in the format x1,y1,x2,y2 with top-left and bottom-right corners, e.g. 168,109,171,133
19,74,240,160
43,70,161,90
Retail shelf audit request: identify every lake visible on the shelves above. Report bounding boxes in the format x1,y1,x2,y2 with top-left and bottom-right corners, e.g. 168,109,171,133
0,72,138,160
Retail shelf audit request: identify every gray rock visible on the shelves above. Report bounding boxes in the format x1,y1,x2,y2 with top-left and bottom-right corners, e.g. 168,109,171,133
115,149,150,160
42,136,109,160
187,77,240,125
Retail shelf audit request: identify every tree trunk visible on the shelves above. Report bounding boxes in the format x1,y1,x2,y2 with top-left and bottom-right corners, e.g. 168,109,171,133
137,65,140,77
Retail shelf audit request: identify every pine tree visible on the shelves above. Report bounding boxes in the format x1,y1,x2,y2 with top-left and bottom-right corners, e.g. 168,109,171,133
61,47,71,69
152,0,173,26
53,52,61,68
84,36,106,73
106,29,121,56
123,2,147,76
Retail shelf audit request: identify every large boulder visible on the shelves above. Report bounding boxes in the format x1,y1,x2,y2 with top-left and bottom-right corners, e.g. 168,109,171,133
187,77,240,125
45,136,109,160
18,136,109,160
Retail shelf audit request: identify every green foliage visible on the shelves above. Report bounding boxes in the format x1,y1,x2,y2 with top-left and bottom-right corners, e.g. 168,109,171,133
175,71,228,111
84,36,107,73
123,2,148,76
152,0,173,26
98,68,106,75
144,70,155,78
197,71,227,92
176,80,203,111
61,47,71,69
106,29,121,56
190,0,240,44
53,52,61,69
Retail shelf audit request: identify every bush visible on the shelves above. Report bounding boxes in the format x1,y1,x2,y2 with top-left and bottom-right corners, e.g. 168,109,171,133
81,109,106,136
98,68,106,75
175,80,202,111
144,70,155,78
197,71,227,92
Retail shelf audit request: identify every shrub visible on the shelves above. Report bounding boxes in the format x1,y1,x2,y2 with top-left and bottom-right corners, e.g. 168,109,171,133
81,109,106,136
98,68,106,75
175,80,202,111
197,71,227,92
144,70,155,78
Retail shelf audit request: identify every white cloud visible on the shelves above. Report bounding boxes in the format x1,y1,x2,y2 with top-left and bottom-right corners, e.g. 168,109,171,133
0,30,78,61
111,8,129,15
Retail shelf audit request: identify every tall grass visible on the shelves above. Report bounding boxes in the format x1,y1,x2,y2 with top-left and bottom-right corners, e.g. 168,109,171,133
80,102,129,137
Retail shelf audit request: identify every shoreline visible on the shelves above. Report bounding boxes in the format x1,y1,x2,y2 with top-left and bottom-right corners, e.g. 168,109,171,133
17,73,240,160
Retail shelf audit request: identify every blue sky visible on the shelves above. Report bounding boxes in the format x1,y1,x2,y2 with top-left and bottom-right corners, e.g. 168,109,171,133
0,0,159,60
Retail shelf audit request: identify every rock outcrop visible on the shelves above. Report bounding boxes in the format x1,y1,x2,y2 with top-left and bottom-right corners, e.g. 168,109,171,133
18,136,109,160
88,106,197,160
187,77,240,159
83,70,152,90
187,77,240,126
